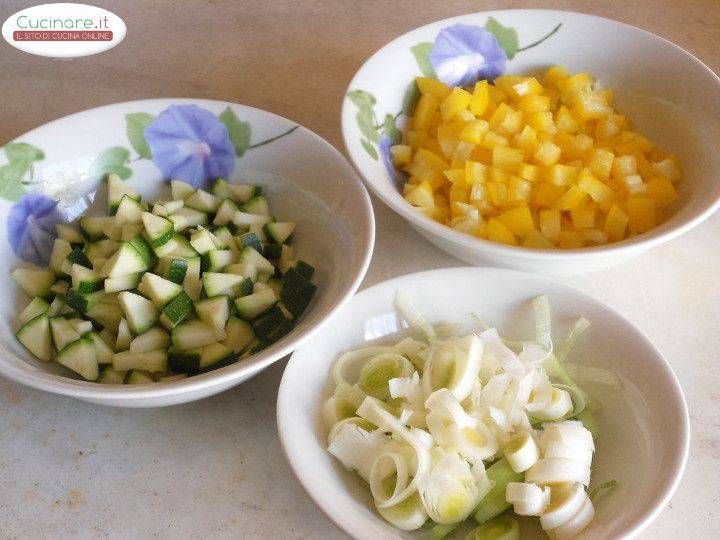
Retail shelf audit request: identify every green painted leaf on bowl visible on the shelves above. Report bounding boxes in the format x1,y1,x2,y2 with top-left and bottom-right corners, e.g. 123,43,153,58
347,90,376,109
356,107,379,143
0,161,29,201
219,106,252,158
361,138,378,160
410,42,436,78
125,112,155,159
90,146,131,181
485,17,519,60
5,142,44,163
383,114,402,145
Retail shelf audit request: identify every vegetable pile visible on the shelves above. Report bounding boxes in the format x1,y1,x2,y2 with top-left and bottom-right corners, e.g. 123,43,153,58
324,294,608,539
395,66,682,248
13,174,317,384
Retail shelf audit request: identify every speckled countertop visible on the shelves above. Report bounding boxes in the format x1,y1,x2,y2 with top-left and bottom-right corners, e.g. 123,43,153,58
1,1,719,538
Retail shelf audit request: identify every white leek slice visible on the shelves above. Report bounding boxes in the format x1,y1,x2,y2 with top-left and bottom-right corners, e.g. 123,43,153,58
327,422,389,482
321,396,357,430
532,295,552,352
370,452,410,504
333,380,366,410
547,491,595,539
375,491,427,531
395,291,436,342
481,329,525,379
422,335,482,402
540,483,587,531
543,441,593,468
358,353,414,400
503,432,539,473
505,482,551,516
555,317,591,363
540,421,595,452
525,458,590,487
465,514,520,540
530,387,573,421
327,416,375,445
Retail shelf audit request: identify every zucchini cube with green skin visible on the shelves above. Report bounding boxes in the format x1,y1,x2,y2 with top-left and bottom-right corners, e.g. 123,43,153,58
252,305,290,341
112,349,167,373
295,260,315,281
183,257,202,301
19,297,50,324
228,183,260,203
171,320,217,351
159,291,194,330
185,189,221,213
56,337,99,381
238,246,274,274
67,247,93,269
11,267,55,299
225,262,258,283
223,317,255,353
234,288,277,320
262,243,282,260
165,258,188,284
167,234,198,258
213,199,239,226
49,239,73,273
201,272,247,298
195,296,230,340
231,211,270,230
88,332,114,365
118,291,159,334
199,343,235,372
211,178,234,200
280,278,317,318
236,232,262,254
114,195,145,225
98,366,126,384
86,301,122,334
104,243,149,278
170,179,195,201
126,370,155,384
241,195,271,216
129,326,170,353
71,263,104,294
104,272,142,293
129,234,155,268
66,288,105,314
56,224,85,245
137,272,183,308
108,173,140,215
201,249,234,272
115,318,132,352
16,314,53,361
263,222,295,244
168,347,202,374
80,216,114,240
141,211,175,249
169,207,208,232
189,228,216,255
67,318,93,336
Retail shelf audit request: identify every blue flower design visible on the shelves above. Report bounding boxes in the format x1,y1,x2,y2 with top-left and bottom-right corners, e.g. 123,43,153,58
379,135,407,188
144,105,235,187
429,23,507,87
7,194,60,266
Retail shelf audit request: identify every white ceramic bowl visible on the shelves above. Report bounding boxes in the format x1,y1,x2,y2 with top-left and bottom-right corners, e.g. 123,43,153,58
341,9,720,274
0,98,374,407
277,267,689,539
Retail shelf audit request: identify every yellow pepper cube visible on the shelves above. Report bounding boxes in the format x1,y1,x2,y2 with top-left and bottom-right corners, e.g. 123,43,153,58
471,146,493,164
487,182,508,206
469,182,488,203
406,130,426,149
440,87,473,121
646,177,678,207
390,144,412,167
573,91,613,120
595,118,620,141
514,125,539,157
412,92,441,131
495,75,543,99
523,230,555,249
577,169,615,206
416,77,452,98
572,134,594,156
481,132,509,149
539,208,561,241
443,169,466,186
555,106,580,133
558,230,583,249
453,141,476,162
498,206,535,237
534,141,562,166
457,109,476,122
487,218,518,246
558,72,594,96
555,185,588,210
545,164,579,186
517,162,539,181
497,110,524,135
625,197,657,234
578,229,608,246
489,167,511,183
587,148,614,180
570,206,595,228
635,153,656,180
603,203,629,241
527,111,557,134
543,65,570,89
459,120,490,144
405,181,435,208
534,183,565,208
612,155,637,178
615,134,654,156
465,161,489,184
489,103,513,130
508,176,532,202
653,158,682,183
469,80,490,116
492,146,524,172
621,174,647,196
518,94,550,115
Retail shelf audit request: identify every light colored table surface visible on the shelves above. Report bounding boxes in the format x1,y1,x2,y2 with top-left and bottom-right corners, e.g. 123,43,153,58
1,1,719,538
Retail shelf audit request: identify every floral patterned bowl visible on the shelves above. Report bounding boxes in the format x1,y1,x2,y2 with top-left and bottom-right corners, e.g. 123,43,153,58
341,9,720,274
0,98,374,407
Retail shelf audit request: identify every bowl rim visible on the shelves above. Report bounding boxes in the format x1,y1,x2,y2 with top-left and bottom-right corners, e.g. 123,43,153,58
341,8,720,261
0,97,376,401
277,266,690,539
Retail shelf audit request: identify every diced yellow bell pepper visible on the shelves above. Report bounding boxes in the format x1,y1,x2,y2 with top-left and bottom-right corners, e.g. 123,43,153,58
646,177,678,207
514,126,539,157
621,174,647,196
587,148,614,180
573,91,613,120
578,229,608,246
465,161,488,184
527,111,557,134
653,158,682,183
487,218,518,245
534,141,562,166
406,130,426,149
459,120,490,144
544,164,579,186
405,181,435,208
595,118,620,141
443,169,466,186
539,208,561,241
440,87,473,121
603,204,629,241
518,94,550,115
416,77,452,98
543,65,570,89
412,92,441,131
570,206,595,228
577,169,615,206
469,182,488,203
453,141,476,162
508,176,532,202
523,230,555,249
469,80,490,116
555,185,588,210
558,230,583,249
487,182,508,206
534,183,565,208
498,206,535,237
517,162,539,181
625,197,656,234
390,144,412,167
555,106,580,133
492,146,524,172
612,155,637,178
615,133,654,156
481,132,509,149
488,167,511,183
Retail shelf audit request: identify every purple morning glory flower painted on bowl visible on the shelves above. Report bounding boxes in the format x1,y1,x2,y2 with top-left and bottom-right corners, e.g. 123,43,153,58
7,194,60,266
379,135,407,188
429,23,507,87
144,104,235,187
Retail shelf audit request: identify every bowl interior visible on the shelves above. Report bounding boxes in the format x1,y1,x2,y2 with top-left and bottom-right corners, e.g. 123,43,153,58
342,9,720,255
0,99,373,400
278,267,689,539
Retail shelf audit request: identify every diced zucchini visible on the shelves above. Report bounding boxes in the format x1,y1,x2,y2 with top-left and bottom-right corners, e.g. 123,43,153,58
66,288,104,313
236,277,254,297
79,216,114,240
234,288,277,320
104,272,142,293
137,272,183,308
51,280,69,295
85,300,122,333
67,318,93,336
169,207,208,232
263,243,282,260
211,178,235,199
98,328,115,348
249,222,267,243
263,222,295,244
170,179,195,201
114,195,144,225
71,263,104,294
183,257,201,301
185,189,222,213
118,291,159,334
129,234,155,268
166,258,188,284
241,195,271,216
67,247,93,269
295,260,315,281
130,326,170,353
56,224,85,245
108,173,140,215
251,305,290,341
238,246,274,274
16,314,53,361
12,267,55,298
168,347,202,373
103,242,149,278
195,296,229,340
189,228,216,255
278,244,294,274
19,297,50,324
223,317,255,353
88,332,114,364
213,199,239,226
225,262,258,282
228,183,260,203
115,318,132,351
56,337,98,380
47,295,66,317
49,239,73,273
142,212,175,249
281,277,317,318
127,370,155,384
236,232,262,254
232,211,270,229
113,350,167,372
171,320,217,351
158,373,187,382
121,223,144,243
212,226,237,254
201,249,234,272
199,343,235,372
98,366,126,384
267,278,283,297
202,272,247,297
159,291,193,330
